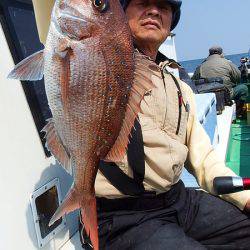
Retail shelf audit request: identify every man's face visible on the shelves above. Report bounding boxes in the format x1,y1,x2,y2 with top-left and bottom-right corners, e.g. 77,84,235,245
125,0,173,48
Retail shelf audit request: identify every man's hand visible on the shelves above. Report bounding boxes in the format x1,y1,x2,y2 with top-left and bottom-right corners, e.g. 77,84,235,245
244,199,250,213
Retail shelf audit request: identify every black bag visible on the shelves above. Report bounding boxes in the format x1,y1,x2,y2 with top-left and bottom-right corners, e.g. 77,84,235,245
193,76,233,114
196,81,226,114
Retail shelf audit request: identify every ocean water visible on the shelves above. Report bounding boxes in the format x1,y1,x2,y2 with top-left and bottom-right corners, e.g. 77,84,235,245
180,52,249,74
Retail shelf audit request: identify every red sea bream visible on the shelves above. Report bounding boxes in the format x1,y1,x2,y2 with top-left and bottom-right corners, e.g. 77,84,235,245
8,0,154,248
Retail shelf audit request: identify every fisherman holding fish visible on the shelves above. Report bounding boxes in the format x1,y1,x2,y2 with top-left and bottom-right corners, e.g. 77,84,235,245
9,0,250,249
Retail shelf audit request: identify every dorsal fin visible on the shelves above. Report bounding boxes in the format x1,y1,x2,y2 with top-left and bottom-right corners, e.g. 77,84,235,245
8,50,44,81
42,119,71,172
105,51,157,162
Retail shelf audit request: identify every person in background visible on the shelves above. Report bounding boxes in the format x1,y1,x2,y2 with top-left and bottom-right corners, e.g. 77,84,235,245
33,1,250,249
239,57,250,83
192,46,248,117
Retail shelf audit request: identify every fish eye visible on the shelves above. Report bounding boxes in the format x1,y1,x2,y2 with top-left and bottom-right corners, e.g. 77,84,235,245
92,0,108,12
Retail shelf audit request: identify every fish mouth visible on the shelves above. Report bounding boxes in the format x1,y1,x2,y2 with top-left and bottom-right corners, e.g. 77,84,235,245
141,19,161,29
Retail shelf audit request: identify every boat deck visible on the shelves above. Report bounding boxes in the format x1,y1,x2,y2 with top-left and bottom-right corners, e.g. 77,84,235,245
226,120,250,176
215,105,235,160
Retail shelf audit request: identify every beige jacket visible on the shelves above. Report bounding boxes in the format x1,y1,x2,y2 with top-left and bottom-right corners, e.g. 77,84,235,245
31,0,250,210
95,60,250,210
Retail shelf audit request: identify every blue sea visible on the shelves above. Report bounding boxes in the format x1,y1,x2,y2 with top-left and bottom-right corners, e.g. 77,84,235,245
180,53,249,73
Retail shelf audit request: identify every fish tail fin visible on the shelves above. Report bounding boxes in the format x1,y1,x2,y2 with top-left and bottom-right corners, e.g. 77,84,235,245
81,197,99,250
8,50,44,81
49,187,79,226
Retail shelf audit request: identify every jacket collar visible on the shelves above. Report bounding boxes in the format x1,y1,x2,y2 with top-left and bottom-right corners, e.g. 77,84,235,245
156,51,182,70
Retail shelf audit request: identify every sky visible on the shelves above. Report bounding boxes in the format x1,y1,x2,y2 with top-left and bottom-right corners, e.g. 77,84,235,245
174,0,250,61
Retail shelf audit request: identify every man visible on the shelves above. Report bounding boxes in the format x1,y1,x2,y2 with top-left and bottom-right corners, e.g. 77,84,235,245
92,1,250,249
33,0,250,249
192,46,248,116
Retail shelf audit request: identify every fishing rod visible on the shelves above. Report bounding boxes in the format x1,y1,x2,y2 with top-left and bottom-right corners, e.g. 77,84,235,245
213,176,250,195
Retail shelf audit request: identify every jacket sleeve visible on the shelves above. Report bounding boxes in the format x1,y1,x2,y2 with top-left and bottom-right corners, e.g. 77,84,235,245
228,62,241,84
185,86,250,210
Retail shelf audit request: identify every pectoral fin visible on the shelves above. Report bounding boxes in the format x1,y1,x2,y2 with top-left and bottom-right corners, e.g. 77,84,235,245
8,50,44,81
105,50,156,162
